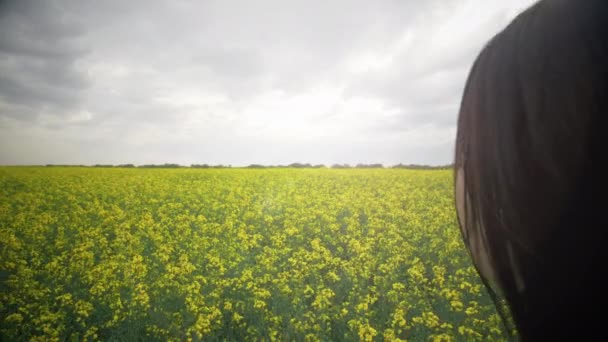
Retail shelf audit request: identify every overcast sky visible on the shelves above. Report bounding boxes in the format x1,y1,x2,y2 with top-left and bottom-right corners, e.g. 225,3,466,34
0,0,537,166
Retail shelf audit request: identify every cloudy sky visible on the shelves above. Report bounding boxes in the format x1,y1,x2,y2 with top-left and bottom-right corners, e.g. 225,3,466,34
0,0,537,166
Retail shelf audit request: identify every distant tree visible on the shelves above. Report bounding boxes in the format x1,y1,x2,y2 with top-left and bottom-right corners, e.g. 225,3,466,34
355,163,384,168
312,164,326,168
138,164,182,168
391,163,453,170
246,164,266,168
191,164,210,168
331,164,352,169
288,163,313,168
46,164,87,167
93,164,114,168
117,164,135,168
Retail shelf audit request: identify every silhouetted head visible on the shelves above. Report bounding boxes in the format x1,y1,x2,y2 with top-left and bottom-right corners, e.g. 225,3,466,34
455,0,607,340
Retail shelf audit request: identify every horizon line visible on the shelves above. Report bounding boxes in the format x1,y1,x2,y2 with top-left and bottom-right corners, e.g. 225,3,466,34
1,162,455,169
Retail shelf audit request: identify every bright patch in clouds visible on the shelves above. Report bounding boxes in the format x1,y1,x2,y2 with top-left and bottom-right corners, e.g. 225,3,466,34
0,0,538,166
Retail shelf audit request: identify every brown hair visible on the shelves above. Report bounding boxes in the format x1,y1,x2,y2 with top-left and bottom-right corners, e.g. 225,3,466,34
454,0,607,340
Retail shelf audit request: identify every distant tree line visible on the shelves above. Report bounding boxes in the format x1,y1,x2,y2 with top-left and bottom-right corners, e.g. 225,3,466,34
245,163,326,168
43,163,454,169
355,163,384,168
45,164,87,167
190,164,231,168
330,164,382,168
93,164,116,168
391,163,454,170
138,164,183,168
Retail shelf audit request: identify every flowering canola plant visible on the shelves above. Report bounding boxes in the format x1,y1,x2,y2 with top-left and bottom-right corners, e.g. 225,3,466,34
0,167,508,341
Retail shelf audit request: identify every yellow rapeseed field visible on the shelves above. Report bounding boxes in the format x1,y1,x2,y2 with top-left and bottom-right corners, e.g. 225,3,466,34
0,167,507,341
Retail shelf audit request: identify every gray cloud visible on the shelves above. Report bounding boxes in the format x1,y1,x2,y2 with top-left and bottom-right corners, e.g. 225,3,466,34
0,0,538,165
0,1,91,121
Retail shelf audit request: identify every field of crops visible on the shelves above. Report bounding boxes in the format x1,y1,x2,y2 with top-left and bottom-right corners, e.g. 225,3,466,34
0,167,507,341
